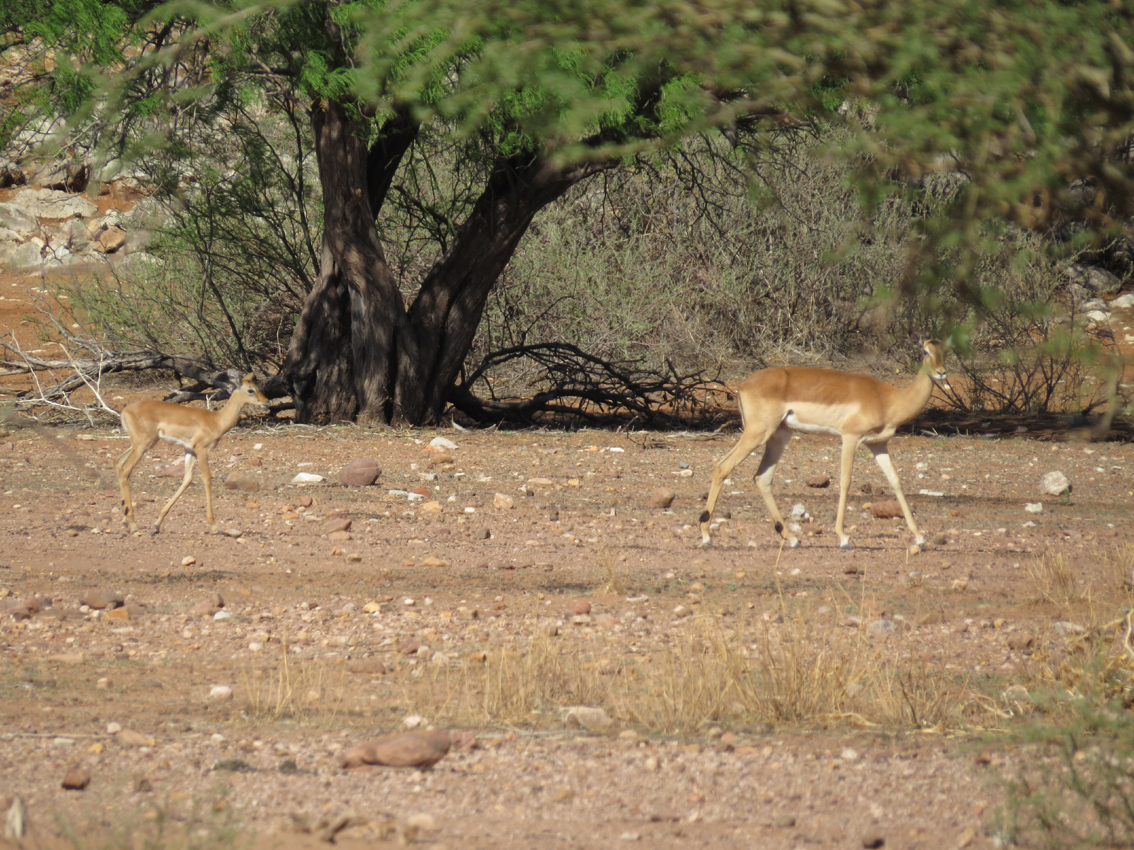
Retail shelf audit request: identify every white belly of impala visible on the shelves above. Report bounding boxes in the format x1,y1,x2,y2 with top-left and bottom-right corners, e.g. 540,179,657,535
158,430,194,452
782,411,843,437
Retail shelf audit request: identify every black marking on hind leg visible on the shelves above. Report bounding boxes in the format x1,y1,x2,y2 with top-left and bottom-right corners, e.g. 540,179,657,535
699,510,710,523
774,521,784,534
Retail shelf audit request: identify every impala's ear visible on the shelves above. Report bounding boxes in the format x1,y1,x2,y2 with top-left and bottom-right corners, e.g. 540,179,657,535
242,373,255,383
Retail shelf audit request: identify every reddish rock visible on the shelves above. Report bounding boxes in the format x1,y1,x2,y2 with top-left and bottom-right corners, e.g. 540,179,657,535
338,459,381,487
61,767,91,790
348,658,388,676
292,495,314,508
571,599,592,616
157,462,185,478
397,637,422,655
647,488,676,509
870,500,905,519
80,590,124,610
223,473,261,492
323,517,353,534
339,729,452,769
806,476,831,489
9,597,50,620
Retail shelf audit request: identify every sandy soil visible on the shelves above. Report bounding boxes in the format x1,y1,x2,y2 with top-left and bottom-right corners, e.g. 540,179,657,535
1,408,1133,849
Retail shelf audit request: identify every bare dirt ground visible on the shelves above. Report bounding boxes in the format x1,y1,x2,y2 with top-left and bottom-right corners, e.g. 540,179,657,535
3,273,1134,850
1,402,1133,850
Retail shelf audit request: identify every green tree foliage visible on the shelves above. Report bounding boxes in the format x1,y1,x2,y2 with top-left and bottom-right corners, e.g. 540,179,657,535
4,0,1133,422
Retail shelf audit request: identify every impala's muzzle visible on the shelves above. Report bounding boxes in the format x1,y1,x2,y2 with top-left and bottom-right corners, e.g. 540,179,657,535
932,370,951,391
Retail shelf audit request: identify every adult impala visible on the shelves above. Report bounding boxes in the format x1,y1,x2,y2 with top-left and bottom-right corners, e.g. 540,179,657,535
700,340,949,555
116,375,268,534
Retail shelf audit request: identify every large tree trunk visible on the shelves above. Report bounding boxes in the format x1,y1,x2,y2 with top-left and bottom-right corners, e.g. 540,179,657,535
281,97,610,426
281,98,409,424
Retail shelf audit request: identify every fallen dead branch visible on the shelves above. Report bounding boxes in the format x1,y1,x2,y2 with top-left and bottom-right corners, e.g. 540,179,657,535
451,342,730,429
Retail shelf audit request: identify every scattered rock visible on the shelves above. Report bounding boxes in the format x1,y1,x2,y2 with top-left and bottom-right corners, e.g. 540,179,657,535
4,795,26,840
397,637,422,655
80,589,124,610
648,488,675,509
338,458,381,487
806,476,831,489
1063,263,1122,296
493,493,515,510
132,774,154,793
870,500,904,519
292,472,325,484
61,768,90,790
572,599,592,616
563,706,614,731
429,436,459,450
116,729,155,747
1041,471,1071,497
339,729,452,769
323,517,352,534
224,473,261,492
208,685,234,702
1024,503,1043,514
348,658,388,676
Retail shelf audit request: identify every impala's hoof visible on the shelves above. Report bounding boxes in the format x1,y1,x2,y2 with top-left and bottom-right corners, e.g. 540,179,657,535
838,540,852,551
150,525,162,536
700,538,714,549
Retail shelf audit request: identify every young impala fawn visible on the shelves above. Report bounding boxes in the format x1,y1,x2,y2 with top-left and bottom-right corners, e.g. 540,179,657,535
116,375,268,534
700,340,949,555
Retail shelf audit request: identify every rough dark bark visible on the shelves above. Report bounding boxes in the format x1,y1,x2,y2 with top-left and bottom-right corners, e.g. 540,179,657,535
281,96,613,426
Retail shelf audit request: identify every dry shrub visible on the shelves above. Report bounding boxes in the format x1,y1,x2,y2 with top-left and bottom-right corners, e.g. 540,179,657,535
1028,550,1081,608
240,644,348,722
418,608,977,735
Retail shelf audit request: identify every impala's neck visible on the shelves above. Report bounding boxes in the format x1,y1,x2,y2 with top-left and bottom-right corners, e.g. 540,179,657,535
213,392,252,432
888,361,936,427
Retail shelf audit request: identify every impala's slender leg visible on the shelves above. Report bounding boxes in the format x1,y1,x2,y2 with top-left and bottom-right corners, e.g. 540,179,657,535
834,433,859,549
196,445,218,533
752,422,798,547
154,452,196,533
868,441,925,552
116,436,156,533
700,423,776,546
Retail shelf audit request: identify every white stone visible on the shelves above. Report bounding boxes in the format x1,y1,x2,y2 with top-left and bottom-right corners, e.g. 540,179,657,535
292,472,325,484
429,436,458,450
1041,471,1070,496
1024,503,1043,513
1112,293,1134,309
208,685,234,701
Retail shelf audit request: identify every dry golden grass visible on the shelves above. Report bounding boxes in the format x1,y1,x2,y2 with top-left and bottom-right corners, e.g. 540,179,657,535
416,606,973,735
240,642,348,722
